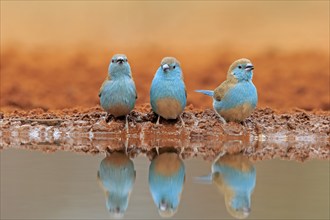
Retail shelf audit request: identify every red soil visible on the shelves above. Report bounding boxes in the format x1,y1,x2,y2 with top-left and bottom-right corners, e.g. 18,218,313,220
1,106,329,161
1,48,329,112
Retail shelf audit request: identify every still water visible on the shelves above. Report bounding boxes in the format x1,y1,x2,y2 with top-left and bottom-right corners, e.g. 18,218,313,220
1,148,329,219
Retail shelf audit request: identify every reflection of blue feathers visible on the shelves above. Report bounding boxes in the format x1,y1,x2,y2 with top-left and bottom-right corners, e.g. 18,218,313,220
148,152,185,217
97,152,136,217
213,162,256,190
212,154,256,219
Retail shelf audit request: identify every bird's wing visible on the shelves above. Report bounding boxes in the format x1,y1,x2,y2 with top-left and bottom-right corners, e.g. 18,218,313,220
181,75,187,98
213,80,235,101
131,76,138,100
98,76,110,97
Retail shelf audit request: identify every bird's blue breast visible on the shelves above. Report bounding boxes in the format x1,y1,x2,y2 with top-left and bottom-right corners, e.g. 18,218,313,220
148,154,185,210
216,81,257,110
213,81,257,122
150,69,186,114
99,156,135,194
99,155,135,213
213,162,256,215
213,163,256,192
100,77,136,115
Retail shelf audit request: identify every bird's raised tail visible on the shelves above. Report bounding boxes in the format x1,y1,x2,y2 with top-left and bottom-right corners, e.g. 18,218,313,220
195,90,214,97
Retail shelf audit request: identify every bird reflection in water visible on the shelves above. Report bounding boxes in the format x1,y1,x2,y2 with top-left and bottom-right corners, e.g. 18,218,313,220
97,149,136,218
213,153,256,219
148,147,186,218
198,152,256,219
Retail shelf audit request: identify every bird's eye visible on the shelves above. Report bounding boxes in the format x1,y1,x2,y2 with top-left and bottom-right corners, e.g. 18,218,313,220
111,59,115,63
125,59,128,62
173,65,176,69
238,65,242,69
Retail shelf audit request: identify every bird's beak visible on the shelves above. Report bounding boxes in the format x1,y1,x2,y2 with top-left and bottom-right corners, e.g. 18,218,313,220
245,63,254,71
242,207,251,217
162,64,170,72
159,200,170,211
116,57,125,64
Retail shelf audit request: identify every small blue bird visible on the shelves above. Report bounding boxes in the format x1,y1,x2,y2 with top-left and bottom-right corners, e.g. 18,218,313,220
150,57,187,125
99,54,137,130
196,58,257,123
212,153,256,219
148,152,185,217
97,151,136,218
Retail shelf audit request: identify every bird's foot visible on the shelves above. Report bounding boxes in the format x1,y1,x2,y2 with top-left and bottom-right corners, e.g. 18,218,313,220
218,116,227,124
221,121,244,136
215,112,227,124
179,115,185,127
155,115,161,126
105,114,114,123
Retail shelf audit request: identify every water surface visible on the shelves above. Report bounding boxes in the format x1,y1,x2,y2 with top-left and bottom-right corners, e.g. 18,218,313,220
1,148,329,219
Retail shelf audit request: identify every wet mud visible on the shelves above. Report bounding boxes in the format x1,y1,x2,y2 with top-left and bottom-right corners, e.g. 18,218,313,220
1,105,329,162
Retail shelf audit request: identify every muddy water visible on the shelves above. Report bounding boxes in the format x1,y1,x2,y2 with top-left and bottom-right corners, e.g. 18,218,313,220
1,147,329,219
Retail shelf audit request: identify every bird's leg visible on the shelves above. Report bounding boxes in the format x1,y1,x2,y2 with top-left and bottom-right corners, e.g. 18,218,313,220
124,136,129,155
156,115,160,125
125,115,129,133
105,147,111,157
179,146,184,158
105,114,114,127
105,113,113,123
215,112,227,124
179,114,185,127
217,150,227,159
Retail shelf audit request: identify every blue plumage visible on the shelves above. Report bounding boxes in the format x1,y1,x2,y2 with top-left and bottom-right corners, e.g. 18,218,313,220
99,54,137,130
97,152,136,218
212,153,256,219
196,58,258,123
213,81,257,111
148,152,185,217
150,57,186,125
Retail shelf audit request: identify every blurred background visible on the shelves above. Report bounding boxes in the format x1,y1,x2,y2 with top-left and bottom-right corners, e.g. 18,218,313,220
1,1,329,112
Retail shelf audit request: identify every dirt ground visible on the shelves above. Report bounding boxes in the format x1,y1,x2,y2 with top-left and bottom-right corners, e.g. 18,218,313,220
1,105,329,161
1,48,329,161
1,49,329,112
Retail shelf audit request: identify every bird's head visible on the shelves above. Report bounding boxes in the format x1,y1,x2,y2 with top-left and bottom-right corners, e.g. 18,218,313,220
227,58,254,82
106,192,129,219
108,54,131,78
158,57,182,79
225,193,251,219
158,199,177,218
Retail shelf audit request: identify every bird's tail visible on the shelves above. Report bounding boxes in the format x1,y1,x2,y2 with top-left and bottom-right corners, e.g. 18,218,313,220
195,90,214,97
